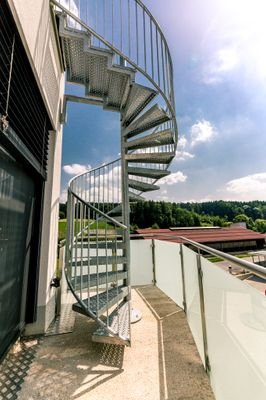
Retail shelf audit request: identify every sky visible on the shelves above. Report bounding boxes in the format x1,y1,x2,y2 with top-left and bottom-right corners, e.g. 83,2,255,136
61,0,266,203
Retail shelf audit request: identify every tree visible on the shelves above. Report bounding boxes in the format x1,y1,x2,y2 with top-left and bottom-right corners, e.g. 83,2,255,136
254,219,266,233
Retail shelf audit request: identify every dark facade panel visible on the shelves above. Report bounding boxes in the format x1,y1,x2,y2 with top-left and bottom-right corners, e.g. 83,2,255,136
0,0,52,174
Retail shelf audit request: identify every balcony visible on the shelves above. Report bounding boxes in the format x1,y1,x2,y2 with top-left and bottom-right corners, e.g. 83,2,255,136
1,238,266,399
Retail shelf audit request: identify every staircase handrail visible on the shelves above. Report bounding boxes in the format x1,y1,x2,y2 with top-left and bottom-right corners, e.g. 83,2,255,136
69,189,127,230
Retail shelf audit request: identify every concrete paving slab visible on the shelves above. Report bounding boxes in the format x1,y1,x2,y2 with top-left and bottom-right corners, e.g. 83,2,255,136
18,287,214,400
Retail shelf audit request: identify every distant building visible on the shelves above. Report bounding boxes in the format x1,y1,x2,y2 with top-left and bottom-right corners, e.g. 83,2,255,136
135,226,266,253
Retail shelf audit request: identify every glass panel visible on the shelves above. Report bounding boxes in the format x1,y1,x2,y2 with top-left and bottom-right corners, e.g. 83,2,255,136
155,240,183,308
130,239,153,286
201,257,266,400
182,245,205,365
0,146,35,357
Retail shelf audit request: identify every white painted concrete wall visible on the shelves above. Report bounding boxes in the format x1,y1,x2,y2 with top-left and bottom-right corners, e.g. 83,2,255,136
8,0,65,333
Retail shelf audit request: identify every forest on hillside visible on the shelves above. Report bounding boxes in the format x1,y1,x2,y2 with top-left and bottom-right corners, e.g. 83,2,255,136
129,200,266,232
59,200,266,233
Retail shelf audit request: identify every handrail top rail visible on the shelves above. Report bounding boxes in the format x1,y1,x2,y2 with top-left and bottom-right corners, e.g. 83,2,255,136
69,188,127,230
68,158,121,188
131,232,266,280
50,0,177,125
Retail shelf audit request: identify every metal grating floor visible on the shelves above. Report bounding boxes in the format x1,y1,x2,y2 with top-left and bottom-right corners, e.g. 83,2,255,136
45,303,76,336
0,338,40,400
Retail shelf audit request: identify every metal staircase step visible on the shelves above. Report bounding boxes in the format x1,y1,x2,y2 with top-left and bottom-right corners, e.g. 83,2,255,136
113,215,124,223
128,191,145,201
126,152,175,164
122,83,157,126
125,129,174,150
74,241,126,249
128,166,170,179
71,271,127,290
72,285,129,317
92,301,130,345
73,256,127,266
124,104,170,138
128,179,159,192
107,204,123,216
104,69,131,109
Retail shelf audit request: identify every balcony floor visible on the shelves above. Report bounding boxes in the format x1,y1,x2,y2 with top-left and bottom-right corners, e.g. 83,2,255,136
15,286,214,399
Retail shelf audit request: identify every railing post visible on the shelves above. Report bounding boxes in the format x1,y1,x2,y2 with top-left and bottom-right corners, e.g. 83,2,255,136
196,252,211,374
120,121,131,305
179,243,187,313
151,239,156,285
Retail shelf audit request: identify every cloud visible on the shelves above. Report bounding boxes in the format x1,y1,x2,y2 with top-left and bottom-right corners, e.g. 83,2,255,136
190,120,217,146
63,163,92,175
202,46,239,84
175,150,195,161
160,171,187,185
177,135,188,149
173,135,195,161
225,172,266,200
60,190,67,203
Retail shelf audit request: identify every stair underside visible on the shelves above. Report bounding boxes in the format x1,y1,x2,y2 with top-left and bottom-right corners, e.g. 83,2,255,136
125,104,170,138
72,285,129,317
128,166,170,179
128,178,159,192
60,28,135,111
126,129,174,150
71,270,127,290
128,191,145,201
126,152,175,164
74,241,126,249
122,83,157,126
92,301,130,345
72,256,127,267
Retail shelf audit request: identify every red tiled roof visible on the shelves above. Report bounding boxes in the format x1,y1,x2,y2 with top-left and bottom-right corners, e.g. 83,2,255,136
135,227,266,244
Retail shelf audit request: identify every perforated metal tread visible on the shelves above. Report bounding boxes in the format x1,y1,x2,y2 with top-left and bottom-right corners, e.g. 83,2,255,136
124,104,170,138
128,178,159,192
74,241,126,249
128,166,170,179
126,152,175,164
72,285,129,317
72,256,127,267
125,129,174,150
122,83,157,126
92,301,130,345
128,191,145,201
71,270,127,290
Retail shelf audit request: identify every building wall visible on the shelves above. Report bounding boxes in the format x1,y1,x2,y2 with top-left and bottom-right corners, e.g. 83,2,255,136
7,0,65,334
7,0,63,128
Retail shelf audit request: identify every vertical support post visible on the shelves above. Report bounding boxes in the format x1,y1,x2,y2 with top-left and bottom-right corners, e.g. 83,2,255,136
196,252,211,374
179,243,187,313
120,120,131,303
151,239,156,285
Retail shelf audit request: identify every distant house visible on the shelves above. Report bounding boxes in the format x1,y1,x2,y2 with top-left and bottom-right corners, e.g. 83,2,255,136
135,226,266,253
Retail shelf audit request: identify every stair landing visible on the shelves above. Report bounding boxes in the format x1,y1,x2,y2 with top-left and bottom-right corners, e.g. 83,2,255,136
17,287,214,400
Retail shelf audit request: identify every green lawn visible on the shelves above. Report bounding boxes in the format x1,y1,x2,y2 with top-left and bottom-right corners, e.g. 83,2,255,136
58,219,117,241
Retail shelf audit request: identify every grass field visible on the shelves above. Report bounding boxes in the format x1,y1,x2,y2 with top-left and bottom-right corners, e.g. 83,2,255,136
58,219,116,241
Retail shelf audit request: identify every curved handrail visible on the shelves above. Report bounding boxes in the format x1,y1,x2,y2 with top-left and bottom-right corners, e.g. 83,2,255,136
68,157,121,191
51,0,178,146
131,233,266,280
71,190,127,230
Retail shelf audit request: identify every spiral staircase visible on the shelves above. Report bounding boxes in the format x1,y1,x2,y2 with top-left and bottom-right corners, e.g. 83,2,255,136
52,0,177,346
